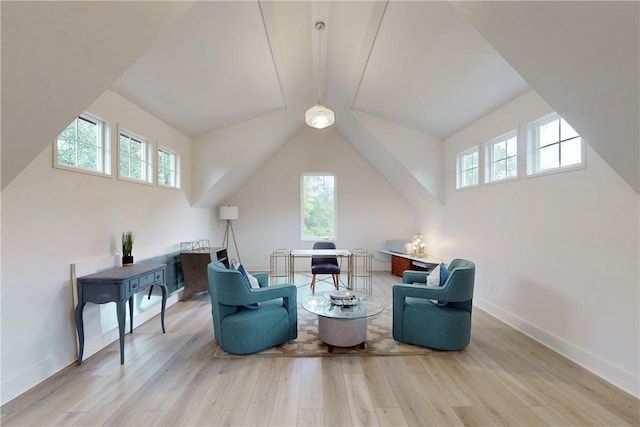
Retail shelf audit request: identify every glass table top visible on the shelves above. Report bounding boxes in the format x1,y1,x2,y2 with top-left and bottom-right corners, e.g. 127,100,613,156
301,290,385,320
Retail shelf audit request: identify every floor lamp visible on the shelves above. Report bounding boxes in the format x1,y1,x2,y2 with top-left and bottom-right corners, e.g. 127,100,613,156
220,206,241,265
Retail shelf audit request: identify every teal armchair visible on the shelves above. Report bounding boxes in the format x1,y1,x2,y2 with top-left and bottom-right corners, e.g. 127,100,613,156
207,262,297,354
393,259,475,350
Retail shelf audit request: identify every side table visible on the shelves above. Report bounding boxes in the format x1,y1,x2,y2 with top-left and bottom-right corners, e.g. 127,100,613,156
75,263,167,365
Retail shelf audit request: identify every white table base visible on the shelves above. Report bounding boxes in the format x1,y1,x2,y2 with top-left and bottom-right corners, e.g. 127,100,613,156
318,316,367,353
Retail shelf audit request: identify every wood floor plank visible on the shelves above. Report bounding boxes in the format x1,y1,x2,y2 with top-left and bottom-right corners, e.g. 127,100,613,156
321,357,352,426
408,371,465,426
374,407,408,427
361,357,402,409
222,358,263,411
534,370,633,426
298,358,324,410
242,358,282,426
417,355,474,407
297,408,324,427
378,356,432,426
268,372,301,426
344,373,379,426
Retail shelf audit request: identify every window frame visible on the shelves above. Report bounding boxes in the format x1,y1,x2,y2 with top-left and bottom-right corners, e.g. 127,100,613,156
484,129,519,184
117,127,154,185
526,112,585,177
53,112,111,177
300,172,337,241
456,146,479,189
157,146,180,189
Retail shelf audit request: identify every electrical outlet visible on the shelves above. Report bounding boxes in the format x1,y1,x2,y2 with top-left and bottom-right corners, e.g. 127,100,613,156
489,282,495,293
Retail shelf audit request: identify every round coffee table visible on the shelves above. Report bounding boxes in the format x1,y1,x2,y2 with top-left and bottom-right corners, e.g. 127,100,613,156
301,291,385,352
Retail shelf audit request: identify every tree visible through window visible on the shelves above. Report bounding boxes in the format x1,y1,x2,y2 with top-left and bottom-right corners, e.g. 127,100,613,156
119,130,153,183
301,174,336,240
158,148,179,188
55,113,110,175
485,131,518,183
456,147,479,189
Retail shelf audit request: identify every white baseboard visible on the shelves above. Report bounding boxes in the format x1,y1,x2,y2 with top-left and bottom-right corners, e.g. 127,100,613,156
474,297,639,398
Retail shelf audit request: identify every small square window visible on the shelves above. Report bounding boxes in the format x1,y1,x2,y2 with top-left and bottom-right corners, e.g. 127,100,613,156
54,113,111,176
527,113,584,176
456,147,479,189
118,129,153,184
158,147,180,189
484,130,518,183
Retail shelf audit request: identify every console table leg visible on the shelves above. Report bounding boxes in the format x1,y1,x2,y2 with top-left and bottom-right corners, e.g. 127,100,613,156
116,301,126,364
128,296,134,334
75,302,86,365
160,284,168,333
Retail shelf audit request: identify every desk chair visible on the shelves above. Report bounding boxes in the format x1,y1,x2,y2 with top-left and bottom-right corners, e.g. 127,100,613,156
310,241,341,294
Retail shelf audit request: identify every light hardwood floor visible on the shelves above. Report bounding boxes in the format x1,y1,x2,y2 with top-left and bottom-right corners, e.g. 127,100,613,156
2,272,638,426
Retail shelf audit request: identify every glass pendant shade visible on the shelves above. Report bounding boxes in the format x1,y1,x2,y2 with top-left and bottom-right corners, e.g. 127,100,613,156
305,103,335,129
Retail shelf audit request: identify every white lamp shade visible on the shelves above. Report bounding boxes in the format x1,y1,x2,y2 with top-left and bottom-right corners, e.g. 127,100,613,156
219,206,238,220
305,104,335,129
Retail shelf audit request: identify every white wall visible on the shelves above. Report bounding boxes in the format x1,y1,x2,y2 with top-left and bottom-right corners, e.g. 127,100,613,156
417,90,640,397
0,90,213,404
220,125,415,272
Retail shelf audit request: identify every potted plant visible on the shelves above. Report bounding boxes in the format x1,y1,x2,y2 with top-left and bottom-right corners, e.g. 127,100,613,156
122,231,135,266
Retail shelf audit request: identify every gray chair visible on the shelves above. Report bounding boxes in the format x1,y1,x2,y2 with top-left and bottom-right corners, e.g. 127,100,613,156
393,259,475,350
310,241,340,293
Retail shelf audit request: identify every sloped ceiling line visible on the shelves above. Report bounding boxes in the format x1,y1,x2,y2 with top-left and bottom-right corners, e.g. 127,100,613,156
258,0,287,111
348,0,389,110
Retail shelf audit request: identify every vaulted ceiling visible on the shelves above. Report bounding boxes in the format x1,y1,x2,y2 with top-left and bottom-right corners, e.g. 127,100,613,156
2,1,638,200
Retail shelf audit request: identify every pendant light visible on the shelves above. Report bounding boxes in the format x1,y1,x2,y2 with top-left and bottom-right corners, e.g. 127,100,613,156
305,21,335,129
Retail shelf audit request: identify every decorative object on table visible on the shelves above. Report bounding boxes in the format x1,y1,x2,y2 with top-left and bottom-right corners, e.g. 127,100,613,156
412,233,425,255
393,258,475,351
327,290,360,306
121,231,135,266
219,205,241,264
305,21,335,129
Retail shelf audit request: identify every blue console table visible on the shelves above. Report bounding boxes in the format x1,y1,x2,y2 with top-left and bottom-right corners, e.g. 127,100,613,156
75,263,167,365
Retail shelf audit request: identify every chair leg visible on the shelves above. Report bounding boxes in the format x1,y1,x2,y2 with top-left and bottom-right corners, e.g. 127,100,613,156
311,274,316,294
333,274,339,290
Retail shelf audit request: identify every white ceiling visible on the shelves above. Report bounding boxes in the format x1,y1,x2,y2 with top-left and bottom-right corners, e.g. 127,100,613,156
2,1,638,197
113,1,528,139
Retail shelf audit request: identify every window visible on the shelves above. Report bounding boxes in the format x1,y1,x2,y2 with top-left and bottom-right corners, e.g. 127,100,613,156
484,130,518,183
119,129,153,184
527,113,583,176
456,146,479,189
157,147,180,189
301,173,336,240
54,113,110,175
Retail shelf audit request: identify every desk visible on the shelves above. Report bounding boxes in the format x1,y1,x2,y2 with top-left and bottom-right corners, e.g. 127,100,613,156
75,263,167,365
377,250,440,277
180,247,228,300
289,249,353,289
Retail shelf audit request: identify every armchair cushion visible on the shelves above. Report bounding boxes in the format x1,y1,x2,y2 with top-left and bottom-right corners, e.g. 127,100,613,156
426,263,450,306
233,263,259,309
